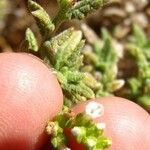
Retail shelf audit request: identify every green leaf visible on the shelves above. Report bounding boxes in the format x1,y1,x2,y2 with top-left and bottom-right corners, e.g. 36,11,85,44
65,40,84,70
28,0,55,38
45,28,74,55
128,78,141,96
40,28,74,66
132,24,147,47
25,28,38,52
54,30,82,70
42,28,84,70
100,28,118,64
58,0,73,9
68,0,108,19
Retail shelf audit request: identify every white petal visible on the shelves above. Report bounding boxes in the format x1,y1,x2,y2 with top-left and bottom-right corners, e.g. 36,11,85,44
85,101,104,119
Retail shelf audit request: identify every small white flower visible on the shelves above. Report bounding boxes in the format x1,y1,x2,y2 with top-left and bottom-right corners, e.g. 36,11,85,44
96,123,106,130
85,101,104,119
71,127,81,136
46,122,55,135
87,138,96,147
46,125,52,134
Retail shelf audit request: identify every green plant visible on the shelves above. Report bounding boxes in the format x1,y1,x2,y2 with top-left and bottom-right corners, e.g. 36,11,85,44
46,105,111,150
26,0,111,107
82,26,124,97
25,0,111,149
127,24,150,112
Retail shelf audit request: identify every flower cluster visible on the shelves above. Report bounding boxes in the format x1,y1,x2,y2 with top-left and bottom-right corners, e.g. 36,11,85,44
46,102,111,150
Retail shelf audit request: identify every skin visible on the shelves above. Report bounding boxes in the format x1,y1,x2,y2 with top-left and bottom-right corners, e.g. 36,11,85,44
72,97,150,150
0,52,63,150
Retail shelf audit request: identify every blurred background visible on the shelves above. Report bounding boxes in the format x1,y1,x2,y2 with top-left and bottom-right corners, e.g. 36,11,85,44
0,0,150,52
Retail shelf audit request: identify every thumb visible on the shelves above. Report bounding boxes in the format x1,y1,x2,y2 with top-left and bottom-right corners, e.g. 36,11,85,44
0,53,63,150
72,97,150,150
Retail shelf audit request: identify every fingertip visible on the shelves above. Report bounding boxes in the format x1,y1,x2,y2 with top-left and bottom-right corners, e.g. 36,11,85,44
72,97,150,150
0,53,63,150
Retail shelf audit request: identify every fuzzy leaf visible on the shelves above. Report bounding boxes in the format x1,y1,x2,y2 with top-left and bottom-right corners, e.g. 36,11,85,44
28,0,55,37
44,28,74,55
65,40,84,70
41,28,74,66
53,0,74,27
54,30,82,70
132,24,147,47
25,28,38,52
68,0,108,19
